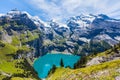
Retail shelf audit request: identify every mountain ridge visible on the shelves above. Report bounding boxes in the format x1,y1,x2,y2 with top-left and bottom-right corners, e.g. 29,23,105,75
0,9,120,56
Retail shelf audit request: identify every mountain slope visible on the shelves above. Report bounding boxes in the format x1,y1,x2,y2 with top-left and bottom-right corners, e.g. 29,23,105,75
0,9,41,80
47,43,120,80
0,41,40,80
1,10,120,56
40,13,120,55
48,59,120,80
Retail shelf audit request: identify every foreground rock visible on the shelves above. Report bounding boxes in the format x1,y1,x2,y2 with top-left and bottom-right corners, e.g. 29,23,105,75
87,50,120,66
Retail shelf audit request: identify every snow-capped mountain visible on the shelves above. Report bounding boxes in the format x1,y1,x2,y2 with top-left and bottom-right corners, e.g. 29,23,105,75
66,14,120,45
67,14,95,29
0,9,46,30
0,9,120,55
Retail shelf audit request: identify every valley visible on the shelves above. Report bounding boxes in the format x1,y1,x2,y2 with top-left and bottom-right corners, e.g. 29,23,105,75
0,9,120,80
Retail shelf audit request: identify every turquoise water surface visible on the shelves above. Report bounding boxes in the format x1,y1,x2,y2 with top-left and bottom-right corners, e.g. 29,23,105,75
33,53,80,79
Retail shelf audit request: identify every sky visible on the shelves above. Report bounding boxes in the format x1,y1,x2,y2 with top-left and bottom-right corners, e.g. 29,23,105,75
0,0,120,22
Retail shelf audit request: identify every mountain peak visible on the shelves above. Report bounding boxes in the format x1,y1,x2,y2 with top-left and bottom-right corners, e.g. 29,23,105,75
7,9,21,15
97,14,110,20
6,9,34,18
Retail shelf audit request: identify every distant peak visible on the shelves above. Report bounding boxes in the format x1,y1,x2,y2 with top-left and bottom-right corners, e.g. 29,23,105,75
50,19,55,22
67,13,96,23
7,9,21,15
97,14,110,19
6,9,33,18
11,8,19,11
89,14,96,17
49,19,59,23
79,14,85,17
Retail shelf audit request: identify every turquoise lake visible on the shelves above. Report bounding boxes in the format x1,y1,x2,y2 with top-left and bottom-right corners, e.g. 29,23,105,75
33,53,80,78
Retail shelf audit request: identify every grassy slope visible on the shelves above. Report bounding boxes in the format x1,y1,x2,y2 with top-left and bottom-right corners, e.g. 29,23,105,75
0,42,20,80
47,45,120,80
0,42,39,80
0,22,41,80
47,59,120,80
11,77,34,80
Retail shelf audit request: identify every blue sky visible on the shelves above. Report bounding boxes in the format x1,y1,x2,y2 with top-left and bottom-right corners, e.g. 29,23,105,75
0,0,120,22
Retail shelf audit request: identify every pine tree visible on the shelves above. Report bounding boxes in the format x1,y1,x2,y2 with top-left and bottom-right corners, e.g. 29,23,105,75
48,65,56,75
51,65,56,73
60,59,64,67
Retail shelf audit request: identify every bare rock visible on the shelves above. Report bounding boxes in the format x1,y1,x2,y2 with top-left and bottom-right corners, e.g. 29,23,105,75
86,57,103,66
115,76,120,80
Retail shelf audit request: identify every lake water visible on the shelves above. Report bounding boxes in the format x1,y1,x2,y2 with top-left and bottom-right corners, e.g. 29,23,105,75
33,53,80,79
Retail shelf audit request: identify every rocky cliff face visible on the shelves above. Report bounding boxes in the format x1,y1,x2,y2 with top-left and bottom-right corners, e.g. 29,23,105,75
39,14,120,55
0,9,43,59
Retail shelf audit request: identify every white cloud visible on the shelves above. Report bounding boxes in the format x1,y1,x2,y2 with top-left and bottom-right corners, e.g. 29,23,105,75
29,0,120,22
